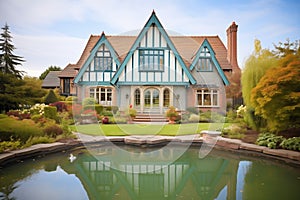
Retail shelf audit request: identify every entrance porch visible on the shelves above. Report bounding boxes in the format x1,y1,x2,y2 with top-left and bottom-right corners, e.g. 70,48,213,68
130,86,174,114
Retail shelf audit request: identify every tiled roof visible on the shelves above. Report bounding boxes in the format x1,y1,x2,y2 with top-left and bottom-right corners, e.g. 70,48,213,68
107,35,137,63
170,36,232,69
42,71,61,88
76,35,101,69
58,63,77,77
62,34,232,78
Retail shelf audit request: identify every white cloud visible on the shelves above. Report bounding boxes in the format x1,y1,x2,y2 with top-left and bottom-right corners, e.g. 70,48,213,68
14,34,86,77
0,0,87,27
1,0,299,75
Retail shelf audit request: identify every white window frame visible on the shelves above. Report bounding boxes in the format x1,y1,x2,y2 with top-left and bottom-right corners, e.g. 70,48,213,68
89,87,112,106
196,89,219,107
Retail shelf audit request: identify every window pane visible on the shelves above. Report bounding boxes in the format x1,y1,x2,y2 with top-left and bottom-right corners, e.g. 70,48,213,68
213,93,218,106
139,49,164,71
163,89,170,107
89,88,95,98
135,89,140,106
101,88,106,101
197,93,202,106
153,89,159,106
104,52,110,57
144,90,151,107
107,92,112,101
197,58,212,71
63,79,70,93
94,46,112,71
204,93,211,105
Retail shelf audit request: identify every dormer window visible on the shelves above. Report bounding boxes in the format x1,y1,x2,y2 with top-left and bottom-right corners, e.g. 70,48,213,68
139,49,164,72
196,47,213,71
94,44,112,71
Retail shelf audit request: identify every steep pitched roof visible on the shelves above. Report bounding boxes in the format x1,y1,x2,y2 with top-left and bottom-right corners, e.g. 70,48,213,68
74,33,123,84
59,35,101,78
107,36,137,63
71,35,232,72
63,12,233,83
170,36,232,70
189,39,229,85
42,71,61,88
58,64,77,78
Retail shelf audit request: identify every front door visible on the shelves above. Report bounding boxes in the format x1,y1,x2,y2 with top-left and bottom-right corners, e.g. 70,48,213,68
144,88,160,113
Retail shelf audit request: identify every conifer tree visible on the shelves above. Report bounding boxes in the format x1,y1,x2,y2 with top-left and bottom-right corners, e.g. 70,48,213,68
0,23,25,79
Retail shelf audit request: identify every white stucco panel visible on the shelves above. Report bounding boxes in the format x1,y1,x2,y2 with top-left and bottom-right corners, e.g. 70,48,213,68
90,72,96,81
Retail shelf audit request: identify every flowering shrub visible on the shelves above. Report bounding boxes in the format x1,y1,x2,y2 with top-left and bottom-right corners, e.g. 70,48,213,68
30,103,47,116
237,105,246,118
71,104,83,120
50,101,68,112
82,109,97,117
7,110,31,120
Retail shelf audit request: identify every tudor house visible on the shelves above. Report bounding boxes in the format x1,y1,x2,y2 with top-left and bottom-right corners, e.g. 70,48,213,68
58,11,240,113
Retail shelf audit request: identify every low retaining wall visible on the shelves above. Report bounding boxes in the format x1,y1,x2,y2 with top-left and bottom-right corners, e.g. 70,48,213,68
1,133,300,166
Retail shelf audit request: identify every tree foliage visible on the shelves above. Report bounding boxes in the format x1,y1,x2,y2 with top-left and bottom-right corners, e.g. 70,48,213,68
242,39,278,107
44,89,59,104
251,54,300,132
0,73,47,112
21,76,47,105
39,65,61,80
241,39,278,130
0,23,24,79
273,39,300,58
0,72,25,112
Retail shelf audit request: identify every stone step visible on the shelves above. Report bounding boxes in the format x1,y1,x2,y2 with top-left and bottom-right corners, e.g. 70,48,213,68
134,114,168,122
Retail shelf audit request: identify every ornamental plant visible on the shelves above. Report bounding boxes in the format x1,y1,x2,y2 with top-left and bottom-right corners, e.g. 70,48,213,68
165,106,178,118
30,103,47,116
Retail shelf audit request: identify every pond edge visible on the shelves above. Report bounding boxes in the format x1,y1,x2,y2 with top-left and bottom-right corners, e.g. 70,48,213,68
1,133,300,167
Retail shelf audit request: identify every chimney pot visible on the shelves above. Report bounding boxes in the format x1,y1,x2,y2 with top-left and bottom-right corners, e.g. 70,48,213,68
227,22,238,69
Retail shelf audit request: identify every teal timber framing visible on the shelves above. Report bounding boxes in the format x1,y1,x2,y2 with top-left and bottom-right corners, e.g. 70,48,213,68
74,32,121,85
190,39,229,86
111,11,196,85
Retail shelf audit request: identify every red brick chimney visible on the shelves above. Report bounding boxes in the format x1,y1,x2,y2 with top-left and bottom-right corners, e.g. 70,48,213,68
226,22,239,69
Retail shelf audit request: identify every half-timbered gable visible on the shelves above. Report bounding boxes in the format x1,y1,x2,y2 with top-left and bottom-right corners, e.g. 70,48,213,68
111,12,195,86
74,33,120,86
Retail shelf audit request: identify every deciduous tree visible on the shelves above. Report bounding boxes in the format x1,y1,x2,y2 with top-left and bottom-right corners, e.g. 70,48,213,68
251,54,300,132
241,39,278,130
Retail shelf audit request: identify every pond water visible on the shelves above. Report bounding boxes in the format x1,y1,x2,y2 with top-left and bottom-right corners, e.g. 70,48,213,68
0,145,299,200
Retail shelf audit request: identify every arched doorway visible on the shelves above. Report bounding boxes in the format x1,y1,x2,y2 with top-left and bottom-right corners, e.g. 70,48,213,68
144,88,160,112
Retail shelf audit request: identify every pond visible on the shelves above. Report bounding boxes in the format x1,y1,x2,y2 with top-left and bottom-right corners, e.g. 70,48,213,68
0,145,299,200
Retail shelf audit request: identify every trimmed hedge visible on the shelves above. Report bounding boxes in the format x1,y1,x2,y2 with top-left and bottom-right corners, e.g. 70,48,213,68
0,118,43,143
44,90,59,104
82,98,97,106
83,104,103,114
44,106,58,121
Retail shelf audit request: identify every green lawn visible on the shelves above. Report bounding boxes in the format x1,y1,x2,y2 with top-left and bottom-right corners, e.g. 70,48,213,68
70,123,230,136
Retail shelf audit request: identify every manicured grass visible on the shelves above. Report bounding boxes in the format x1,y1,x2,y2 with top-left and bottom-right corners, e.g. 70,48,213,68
70,123,231,136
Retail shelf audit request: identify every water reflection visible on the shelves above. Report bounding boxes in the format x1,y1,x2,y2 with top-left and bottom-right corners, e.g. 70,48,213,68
65,145,240,200
0,145,299,200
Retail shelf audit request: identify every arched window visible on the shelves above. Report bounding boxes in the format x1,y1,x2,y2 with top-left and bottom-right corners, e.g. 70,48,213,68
134,89,140,106
163,89,170,107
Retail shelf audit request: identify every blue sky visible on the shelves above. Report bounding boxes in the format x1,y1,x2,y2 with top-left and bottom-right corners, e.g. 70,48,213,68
0,0,299,77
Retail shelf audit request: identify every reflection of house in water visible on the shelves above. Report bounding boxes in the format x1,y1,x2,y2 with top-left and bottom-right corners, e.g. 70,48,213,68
64,146,239,200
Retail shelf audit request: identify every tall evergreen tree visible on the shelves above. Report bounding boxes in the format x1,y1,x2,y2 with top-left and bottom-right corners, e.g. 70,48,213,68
0,23,25,79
